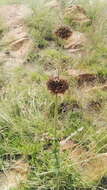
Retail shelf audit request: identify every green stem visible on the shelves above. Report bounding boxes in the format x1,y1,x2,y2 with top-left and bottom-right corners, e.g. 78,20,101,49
53,94,60,189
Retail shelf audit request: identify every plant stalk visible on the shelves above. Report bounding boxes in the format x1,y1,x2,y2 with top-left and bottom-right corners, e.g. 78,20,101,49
53,94,60,189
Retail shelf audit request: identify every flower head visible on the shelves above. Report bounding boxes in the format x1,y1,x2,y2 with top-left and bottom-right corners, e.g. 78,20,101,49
47,77,69,94
55,26,72,39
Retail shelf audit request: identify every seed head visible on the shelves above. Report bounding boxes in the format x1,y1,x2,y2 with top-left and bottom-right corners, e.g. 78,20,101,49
55,26,72,39
47,77,69,94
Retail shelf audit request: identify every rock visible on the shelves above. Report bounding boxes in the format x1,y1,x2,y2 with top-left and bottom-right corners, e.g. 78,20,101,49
60,140,107,184
64,31,87,53
85,84,107,93
45,0,59,9
87,100,102,111
0,159,29,190
81,153,107,183
0,4,33,70
0,4,32,27
64,5,91,25
102,85,107,91
77,73,97,86
60,140,78,151
68,69,82,76
58,101,80,114
68,69,97,86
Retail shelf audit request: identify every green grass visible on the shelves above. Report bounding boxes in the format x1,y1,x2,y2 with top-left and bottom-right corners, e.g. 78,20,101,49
0,0,107,190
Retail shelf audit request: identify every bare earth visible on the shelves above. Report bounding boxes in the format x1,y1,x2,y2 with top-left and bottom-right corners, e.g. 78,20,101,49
0,4,33,70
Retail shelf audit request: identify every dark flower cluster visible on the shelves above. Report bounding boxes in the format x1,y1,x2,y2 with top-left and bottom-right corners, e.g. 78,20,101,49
55,26,72,39
47,77,69,94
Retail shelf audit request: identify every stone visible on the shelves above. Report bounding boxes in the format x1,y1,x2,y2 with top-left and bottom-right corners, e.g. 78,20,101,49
64,5,91,24
68,69,97,86
0,159,29,190
64,31,87,53
0,4,33,70
60,140,107,184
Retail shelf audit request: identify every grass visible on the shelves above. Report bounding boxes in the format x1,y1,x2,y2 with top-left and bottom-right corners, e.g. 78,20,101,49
0,0,107,190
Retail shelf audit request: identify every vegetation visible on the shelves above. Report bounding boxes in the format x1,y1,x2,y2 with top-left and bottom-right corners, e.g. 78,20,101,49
0,0,107,190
